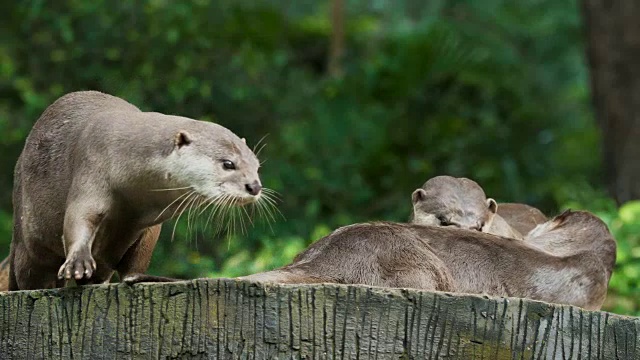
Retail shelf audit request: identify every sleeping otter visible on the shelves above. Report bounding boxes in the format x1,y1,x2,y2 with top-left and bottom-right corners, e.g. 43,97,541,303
497,202,548,235
240,210,616,310
409,176,523,239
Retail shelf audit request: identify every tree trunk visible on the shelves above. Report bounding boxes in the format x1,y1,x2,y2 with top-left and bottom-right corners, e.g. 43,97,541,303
582,0,640,204
327,0,345,78
0,279,637,359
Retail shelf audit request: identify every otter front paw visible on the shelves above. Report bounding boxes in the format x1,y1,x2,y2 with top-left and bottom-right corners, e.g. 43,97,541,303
58,251,97,280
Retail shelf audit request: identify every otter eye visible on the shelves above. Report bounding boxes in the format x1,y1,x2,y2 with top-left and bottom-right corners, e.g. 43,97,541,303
222,160,236,170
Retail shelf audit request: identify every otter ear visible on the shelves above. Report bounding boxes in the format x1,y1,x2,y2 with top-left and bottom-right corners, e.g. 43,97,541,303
487,198,498,214
412,189,427,204
241,137,246,144
174,131,192,148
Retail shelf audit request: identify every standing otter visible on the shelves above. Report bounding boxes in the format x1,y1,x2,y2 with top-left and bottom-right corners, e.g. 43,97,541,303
240,210,616,310
9,91,265,291
409,176,523,239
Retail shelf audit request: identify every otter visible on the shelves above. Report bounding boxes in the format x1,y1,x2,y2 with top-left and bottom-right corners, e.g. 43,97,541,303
410,176,523,239
240,210,616,310
8,90,264,291
497,202,548,236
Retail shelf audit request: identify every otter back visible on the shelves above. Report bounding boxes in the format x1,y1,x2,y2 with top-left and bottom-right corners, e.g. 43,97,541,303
241,210,616,310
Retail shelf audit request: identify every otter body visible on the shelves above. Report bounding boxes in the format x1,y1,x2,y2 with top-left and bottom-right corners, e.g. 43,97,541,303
497,203,548,236
241,210,616,310
9,91,263,290
410,176,523,239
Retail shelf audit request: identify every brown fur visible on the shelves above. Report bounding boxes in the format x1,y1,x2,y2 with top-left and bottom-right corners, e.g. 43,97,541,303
240,210,616,310
8,91,262,291
0,257,8,291
497,203,548,236
410,176,523,239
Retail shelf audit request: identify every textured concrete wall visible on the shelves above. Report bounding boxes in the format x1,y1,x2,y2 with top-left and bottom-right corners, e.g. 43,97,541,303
0,279,638,359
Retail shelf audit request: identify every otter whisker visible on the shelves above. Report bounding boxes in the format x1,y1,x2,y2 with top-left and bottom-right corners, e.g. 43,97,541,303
224,199,236,243
253,200,266,222
215,195,233,235
262,187,282,199
154,190,193,221
185,195,203,244
197,195,220,217
149,186,194,192
171,191,199,242
231,200,243,238
213,194,233,236
230,199,240,238
193,196,210,248
169,192,194,241
240,205,251,236
255,193,277,223
253,133,270,155
261,192,286,221
207,196,225,234
190,196,205,233
256,196,277,224
203,194,228,235
206,196,225,234
203,196,225,235
255,143,268,158
235,207,246,237
241,205,254,227
170,190,197,219
255,199,276,234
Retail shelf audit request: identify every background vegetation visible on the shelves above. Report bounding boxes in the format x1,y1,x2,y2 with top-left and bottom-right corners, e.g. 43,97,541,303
0,0,637,316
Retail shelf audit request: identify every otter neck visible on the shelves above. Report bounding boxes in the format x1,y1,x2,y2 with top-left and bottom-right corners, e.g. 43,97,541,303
119,188,197,228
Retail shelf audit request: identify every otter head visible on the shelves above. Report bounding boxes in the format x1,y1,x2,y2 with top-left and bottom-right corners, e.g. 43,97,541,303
410,175,498,232
163,124,262,206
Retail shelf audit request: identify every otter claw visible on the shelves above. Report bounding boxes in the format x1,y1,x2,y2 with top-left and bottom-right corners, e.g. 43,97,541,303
57,252,97,280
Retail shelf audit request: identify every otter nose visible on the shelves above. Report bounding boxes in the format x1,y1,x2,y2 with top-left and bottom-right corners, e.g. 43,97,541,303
245,181,262,196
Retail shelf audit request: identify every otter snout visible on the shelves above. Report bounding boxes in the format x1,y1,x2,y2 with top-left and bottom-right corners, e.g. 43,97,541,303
245,181,262,196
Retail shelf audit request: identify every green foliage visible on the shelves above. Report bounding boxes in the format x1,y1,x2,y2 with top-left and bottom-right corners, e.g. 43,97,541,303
0,0,636,316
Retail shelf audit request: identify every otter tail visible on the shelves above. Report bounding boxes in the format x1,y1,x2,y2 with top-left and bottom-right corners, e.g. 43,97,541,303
238,270,328,285
524,209,616,278
524,208,572,241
